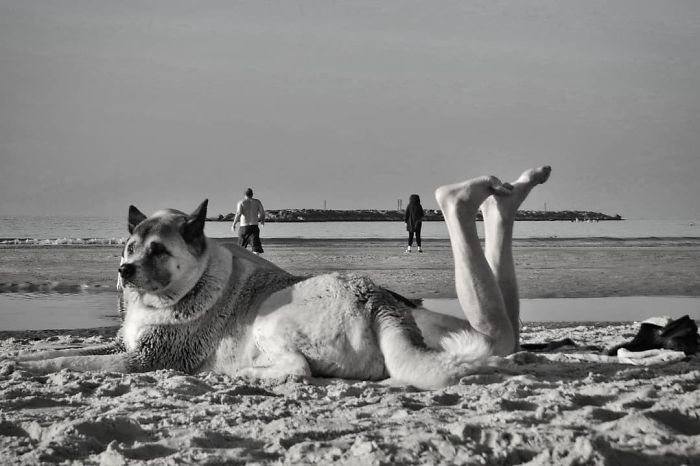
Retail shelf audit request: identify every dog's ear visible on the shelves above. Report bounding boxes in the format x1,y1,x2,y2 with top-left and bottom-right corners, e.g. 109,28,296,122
128,205,148,234
183,199,208,243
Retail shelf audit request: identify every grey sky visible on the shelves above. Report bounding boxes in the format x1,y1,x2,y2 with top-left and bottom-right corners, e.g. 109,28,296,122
1,0,699,219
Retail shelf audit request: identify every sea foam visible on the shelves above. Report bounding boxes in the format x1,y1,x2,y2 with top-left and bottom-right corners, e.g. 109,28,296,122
0,237,127,245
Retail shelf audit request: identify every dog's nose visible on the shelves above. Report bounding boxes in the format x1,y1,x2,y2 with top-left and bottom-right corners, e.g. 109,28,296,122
118,263,135,279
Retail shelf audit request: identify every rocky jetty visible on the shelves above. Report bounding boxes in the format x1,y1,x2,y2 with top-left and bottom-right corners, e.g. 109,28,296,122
209,209,622,222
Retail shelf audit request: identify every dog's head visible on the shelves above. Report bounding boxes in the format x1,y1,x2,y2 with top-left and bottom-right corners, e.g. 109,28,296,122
119,199,209,302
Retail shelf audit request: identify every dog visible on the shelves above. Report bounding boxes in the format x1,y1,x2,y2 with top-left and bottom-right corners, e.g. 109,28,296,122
12,167,552,389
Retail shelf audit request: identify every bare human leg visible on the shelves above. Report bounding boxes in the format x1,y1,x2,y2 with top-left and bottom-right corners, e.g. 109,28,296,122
435,176,515,356
480,166,552,352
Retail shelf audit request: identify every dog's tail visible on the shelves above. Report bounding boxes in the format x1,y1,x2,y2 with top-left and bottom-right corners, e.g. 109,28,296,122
371,295,503,390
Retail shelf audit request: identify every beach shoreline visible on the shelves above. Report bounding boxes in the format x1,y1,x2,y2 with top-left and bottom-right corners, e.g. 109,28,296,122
1,237,699,298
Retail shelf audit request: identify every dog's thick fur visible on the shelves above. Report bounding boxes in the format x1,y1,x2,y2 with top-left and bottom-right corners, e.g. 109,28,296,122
14,201,497,389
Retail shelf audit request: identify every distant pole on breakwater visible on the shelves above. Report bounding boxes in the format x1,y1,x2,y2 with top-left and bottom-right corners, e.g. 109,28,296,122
324,200,327,210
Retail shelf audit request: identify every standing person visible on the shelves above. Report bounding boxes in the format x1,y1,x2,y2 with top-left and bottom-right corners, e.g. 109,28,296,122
232,187,266,254
404,194,424,253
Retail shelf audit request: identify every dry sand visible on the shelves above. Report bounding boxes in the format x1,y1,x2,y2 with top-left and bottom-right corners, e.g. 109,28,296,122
1,325,698,465
0,239,699,464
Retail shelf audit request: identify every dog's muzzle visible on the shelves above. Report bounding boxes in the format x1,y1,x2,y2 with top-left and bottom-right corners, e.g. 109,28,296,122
118,263,136,280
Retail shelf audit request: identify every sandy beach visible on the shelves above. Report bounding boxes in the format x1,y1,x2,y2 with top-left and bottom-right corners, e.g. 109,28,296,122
1,324,698,465
1,239,699,464
4,0,700,462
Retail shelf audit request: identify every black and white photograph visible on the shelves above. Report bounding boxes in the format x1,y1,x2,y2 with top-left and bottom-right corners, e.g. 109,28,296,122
1,1,699,464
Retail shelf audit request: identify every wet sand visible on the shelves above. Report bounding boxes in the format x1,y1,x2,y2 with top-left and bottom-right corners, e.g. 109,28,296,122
1,237,700,298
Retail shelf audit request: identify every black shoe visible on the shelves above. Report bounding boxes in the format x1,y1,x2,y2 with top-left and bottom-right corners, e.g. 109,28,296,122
660,315,699,354
606,315,698,356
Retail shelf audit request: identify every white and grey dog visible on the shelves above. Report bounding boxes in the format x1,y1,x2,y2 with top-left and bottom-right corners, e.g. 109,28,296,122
14,167,551,389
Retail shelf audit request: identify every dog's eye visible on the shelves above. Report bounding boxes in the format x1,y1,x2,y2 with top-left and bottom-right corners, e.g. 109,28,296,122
126,243,134,255
149,242,168,256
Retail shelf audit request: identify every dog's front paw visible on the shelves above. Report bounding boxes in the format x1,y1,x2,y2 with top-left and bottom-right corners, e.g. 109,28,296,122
0,351,19,363
13,359,61,375
235,366,261,380
236,366,308,385
0,359,16,376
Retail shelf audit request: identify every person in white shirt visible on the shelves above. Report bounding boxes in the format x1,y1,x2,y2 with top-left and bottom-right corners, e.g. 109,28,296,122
231,187,266,254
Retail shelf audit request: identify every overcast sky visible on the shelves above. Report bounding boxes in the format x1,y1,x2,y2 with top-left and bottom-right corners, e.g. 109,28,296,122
1,0,699,219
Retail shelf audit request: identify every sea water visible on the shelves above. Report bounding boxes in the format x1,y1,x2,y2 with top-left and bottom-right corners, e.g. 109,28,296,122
0,292,697,331
0,292,121,330
1,216,699,244
1,216,699,330
424,297,700,323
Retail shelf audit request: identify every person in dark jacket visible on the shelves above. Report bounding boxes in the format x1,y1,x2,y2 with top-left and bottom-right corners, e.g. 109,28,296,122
404,194,424,253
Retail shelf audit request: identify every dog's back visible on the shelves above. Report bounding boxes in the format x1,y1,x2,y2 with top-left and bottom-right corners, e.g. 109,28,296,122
217,270,497,389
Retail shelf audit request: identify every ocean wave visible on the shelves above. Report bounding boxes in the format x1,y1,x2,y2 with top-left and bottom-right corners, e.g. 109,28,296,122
0,237,127,245
1,236,699,247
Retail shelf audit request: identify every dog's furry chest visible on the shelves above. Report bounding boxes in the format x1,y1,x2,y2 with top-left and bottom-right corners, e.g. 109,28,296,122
121,303,173,352
119,268,304,373
119,299,241,373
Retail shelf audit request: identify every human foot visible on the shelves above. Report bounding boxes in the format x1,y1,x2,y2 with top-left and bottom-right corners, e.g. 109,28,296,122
435,175,513,218
481,166,551,221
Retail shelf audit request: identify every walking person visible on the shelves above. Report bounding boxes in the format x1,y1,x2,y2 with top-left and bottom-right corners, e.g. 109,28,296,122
404,194,424,253
231,187,266,254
